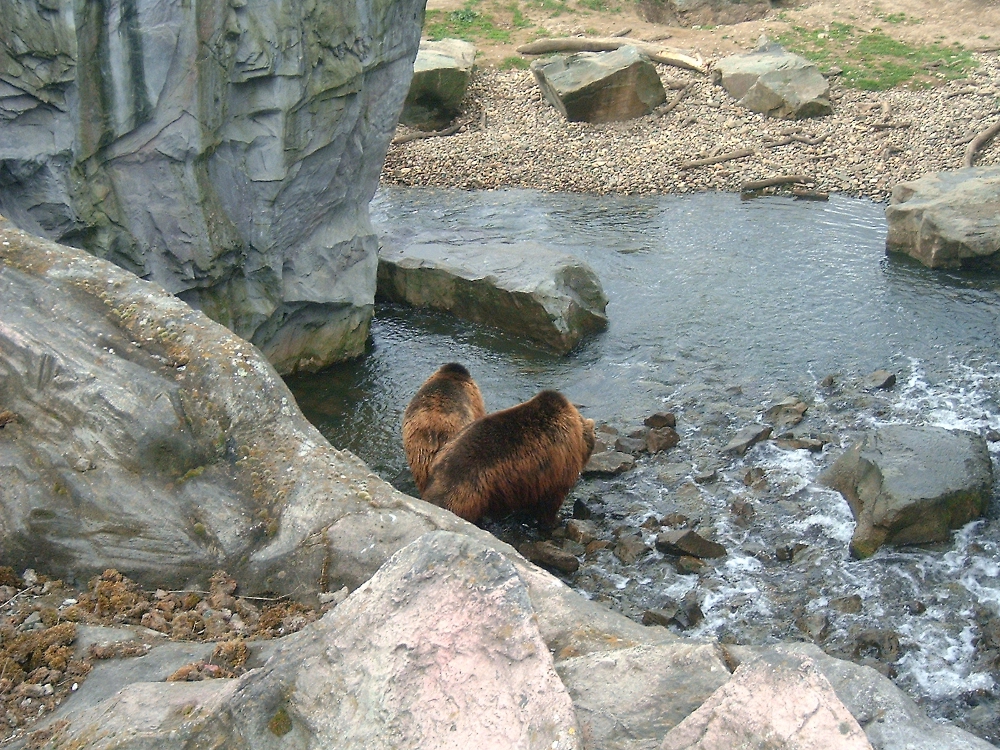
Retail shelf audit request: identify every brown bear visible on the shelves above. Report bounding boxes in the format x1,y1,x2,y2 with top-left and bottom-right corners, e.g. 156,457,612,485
422,390,596,526
402,363,487,494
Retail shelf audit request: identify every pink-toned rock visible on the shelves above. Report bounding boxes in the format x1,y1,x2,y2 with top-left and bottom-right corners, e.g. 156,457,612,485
661,650,873,750
37,532,584,750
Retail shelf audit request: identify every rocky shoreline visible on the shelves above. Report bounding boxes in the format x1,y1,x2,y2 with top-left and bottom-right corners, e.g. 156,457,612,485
382,53,1000,203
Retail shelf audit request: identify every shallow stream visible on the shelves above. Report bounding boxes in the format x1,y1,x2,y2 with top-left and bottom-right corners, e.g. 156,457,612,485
287,187,1000,742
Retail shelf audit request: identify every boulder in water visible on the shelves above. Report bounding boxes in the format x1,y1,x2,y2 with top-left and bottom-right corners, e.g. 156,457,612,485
885,167,1000,269
377,240,608,354
821,425,994,559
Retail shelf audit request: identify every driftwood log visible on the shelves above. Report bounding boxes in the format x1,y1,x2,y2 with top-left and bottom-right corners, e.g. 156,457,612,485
963,118,1000,167
516,37,706,73
680,149,754,170
391,121,463,145
741,175,812,192
656,84,691,117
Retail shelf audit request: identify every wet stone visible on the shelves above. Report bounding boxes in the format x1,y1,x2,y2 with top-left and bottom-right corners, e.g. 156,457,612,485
646,426,681,453
905,600,927,615
863,369,897,390
764,397,809,429
639,516,661,531
585,540,611,555
830,594,863,614
583,450,635,476
795,611,831,642
659,513,690,528
519,541,580,574
676,556,706,575
572,498,593,520
694,469,718,484
642,607,678,628
615,435,647,454
656,529,727,559
852,628,902,663
565,519,598,544
644,412,677,429
723,424,772,455
729,498,756,526
774,434,827,452
614,533,650,565
775,542,809,562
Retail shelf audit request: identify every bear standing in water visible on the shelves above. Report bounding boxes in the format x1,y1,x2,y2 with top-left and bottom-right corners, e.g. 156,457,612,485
422,390,595,526
402,363,487,494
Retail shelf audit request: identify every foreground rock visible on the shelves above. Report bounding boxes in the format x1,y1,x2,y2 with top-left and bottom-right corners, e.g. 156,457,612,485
377,240,608,353
662,650,873,750
728,644,997,750
557,643,731,749
713,42,832,119
0,1,423,374
821,425,994,559
0,217,674,660
29,533,583,750
531,46,667,123
401,38,478,130
885,167,1000,269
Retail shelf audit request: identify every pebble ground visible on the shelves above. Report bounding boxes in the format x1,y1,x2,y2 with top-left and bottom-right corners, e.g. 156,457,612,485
382,54,1000,203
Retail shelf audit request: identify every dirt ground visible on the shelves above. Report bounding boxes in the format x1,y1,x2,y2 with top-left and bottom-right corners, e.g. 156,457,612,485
427,0,1000,66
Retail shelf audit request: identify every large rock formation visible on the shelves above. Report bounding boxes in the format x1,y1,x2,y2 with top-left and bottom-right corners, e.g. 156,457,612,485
0,0,425,374
885,167,1000,269
821,425,994,559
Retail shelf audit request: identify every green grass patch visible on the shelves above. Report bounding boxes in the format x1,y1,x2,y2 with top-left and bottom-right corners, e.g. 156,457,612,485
424,2,514,42
577,0,621,10
499,55,532,69
777,24,976,90
523,0,574,17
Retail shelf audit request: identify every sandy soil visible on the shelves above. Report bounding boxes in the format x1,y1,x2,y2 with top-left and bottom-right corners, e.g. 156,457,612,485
426,0,1000,66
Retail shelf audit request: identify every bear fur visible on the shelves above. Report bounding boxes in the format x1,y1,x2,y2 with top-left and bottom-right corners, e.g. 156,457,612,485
402,363,487,494
422,390,596,526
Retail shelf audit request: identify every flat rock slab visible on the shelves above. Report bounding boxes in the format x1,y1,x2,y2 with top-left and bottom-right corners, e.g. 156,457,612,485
885,167,1000,269
377,240,608,354
713,43,831,120
531,45,666,123
821,425,994,559
661,649,872,750
401,38,477,130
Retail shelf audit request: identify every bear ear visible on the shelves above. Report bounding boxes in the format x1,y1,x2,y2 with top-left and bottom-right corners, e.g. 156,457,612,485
439,363,472,378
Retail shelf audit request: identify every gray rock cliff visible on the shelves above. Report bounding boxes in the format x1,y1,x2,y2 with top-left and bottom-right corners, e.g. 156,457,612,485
0,0,425,374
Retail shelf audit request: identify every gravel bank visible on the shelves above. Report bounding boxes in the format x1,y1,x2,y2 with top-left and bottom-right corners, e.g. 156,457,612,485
382,53,1000,203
